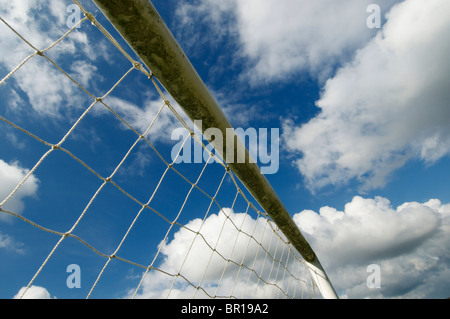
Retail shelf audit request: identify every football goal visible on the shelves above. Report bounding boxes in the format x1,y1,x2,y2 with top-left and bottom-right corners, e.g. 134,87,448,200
0,0,337,299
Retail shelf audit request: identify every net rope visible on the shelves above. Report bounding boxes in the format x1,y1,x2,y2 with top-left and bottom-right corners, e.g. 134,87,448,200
0,0,317,299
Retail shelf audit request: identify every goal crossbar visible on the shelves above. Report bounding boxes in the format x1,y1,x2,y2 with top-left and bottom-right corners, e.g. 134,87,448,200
91,0,337,299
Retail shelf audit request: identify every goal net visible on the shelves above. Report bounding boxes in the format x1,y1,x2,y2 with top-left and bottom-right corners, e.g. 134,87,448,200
0,0,336,299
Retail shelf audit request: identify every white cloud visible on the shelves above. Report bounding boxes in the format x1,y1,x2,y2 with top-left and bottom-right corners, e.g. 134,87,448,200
13,285,54,299
130,196,450,299
0,1,105,118
293,196,450,298
0,1,63,54
131,208,314,299
70,60,99,88
0,159,39,219
100,95,183,143
9,58,86,118
282,0,450,191
175,0,238,53
0,159,36,265
176,0,399,83
0,232,24,254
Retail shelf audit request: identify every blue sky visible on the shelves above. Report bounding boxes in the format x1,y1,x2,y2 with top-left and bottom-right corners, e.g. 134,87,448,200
0,0,449,299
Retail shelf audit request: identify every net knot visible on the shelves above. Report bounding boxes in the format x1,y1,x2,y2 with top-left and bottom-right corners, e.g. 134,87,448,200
133,62,142,69
85,12,96,23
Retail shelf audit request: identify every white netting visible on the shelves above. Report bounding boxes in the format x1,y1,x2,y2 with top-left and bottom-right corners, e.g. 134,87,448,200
0,0,317,299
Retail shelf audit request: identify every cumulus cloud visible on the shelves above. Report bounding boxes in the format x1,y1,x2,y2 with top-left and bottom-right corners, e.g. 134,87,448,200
177,0,450,193
293,196,450,298
130,196,450,299
131,208,314,299
176,0,399,83
282,0,450,192
13,285,54,299
0,159,39,219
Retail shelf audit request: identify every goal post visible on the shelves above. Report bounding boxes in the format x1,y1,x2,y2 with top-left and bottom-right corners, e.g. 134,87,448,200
91,0,337,299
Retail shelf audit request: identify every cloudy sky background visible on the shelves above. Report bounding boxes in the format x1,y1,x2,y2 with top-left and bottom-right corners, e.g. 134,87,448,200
0,0,449,299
